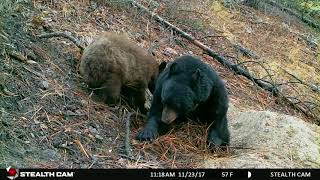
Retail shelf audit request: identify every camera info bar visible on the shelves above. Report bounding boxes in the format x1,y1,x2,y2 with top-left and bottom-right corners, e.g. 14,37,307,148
2,168,319,180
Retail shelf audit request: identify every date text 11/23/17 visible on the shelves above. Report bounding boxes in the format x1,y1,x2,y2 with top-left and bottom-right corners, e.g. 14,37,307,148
150,171,206,178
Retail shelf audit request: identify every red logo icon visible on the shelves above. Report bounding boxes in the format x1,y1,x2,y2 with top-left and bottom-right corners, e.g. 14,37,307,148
6,166,19,180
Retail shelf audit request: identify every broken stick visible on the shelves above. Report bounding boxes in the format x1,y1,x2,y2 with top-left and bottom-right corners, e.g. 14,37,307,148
37,31,85,51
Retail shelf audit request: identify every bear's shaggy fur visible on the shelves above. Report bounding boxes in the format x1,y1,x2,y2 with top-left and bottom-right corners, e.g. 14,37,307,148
136,55,230,147
79,32,161,113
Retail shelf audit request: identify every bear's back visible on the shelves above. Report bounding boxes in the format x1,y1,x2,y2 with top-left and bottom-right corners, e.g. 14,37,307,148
157,55,220,86
80,32,158,88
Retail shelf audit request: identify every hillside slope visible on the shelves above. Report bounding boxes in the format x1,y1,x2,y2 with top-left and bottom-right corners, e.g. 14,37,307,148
0,0,319,168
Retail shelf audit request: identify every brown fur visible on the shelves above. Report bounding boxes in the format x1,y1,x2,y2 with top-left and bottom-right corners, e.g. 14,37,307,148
79,32,159,113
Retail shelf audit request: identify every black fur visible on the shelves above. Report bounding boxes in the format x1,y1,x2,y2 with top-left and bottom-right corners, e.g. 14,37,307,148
136,55,230,147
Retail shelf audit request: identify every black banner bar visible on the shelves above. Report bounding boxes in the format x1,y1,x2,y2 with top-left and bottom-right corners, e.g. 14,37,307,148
1,168,319,180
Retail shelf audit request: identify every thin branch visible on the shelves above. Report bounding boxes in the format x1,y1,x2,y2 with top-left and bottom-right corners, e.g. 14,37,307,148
196,34,226,41
280,67,320,93
74,139,91,159
234,43,260,59
125,112,133,158
235,60,275,87
276,81,303,86
37,31,85,51
8,50,28,63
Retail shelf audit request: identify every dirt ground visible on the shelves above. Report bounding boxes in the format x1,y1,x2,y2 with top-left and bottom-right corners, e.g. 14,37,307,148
0,0,319,168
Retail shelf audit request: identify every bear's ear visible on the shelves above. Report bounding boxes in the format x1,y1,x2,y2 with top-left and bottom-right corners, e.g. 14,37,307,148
159,61,167,75
192,69,202,82
169,62,179,76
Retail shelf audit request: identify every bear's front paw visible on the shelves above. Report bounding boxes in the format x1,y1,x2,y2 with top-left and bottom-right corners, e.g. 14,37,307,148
136,127,158,141
208,130,229,147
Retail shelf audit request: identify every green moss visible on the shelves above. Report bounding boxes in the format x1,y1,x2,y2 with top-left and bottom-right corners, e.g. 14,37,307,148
277,0,320,25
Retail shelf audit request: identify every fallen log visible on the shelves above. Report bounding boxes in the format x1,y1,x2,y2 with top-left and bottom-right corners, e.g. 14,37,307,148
130,0,318,123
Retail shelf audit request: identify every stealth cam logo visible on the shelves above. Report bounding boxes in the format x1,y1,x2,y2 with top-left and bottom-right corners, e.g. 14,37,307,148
6,166,19,180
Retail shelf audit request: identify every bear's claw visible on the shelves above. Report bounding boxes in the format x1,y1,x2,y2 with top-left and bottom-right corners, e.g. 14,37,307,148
136,128,158,141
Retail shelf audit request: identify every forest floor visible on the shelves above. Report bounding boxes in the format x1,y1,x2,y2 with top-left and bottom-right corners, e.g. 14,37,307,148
0,0,319,168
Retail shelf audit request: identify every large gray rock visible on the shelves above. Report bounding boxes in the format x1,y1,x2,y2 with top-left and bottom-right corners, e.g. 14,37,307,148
203,108,320,168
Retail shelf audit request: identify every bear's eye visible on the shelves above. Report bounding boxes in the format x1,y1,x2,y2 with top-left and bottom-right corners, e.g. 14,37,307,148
163,101,178,111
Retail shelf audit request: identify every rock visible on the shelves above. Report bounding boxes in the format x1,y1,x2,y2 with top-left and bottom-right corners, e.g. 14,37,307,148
95,134,103,141
80,100,88,106
163,47,178,56
203,109,320,168
89,126,99,134
39,80,49,90
41,149,61,161
281,22,290,30
245,26,253,34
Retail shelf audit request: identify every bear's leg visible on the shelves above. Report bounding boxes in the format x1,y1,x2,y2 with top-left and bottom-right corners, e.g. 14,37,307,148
208,115,230,147
136,94,165,141
197,90,230,147
148,79,156,94
133,88,148,114
96,75,122,105
122,85,148,114
148,61,167,94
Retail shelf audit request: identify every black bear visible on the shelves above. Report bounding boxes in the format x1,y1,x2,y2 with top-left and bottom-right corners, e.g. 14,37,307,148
136,55,230,147
79,32,165,113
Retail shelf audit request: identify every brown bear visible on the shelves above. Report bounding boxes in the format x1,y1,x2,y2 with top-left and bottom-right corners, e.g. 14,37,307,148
79,32,165,113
